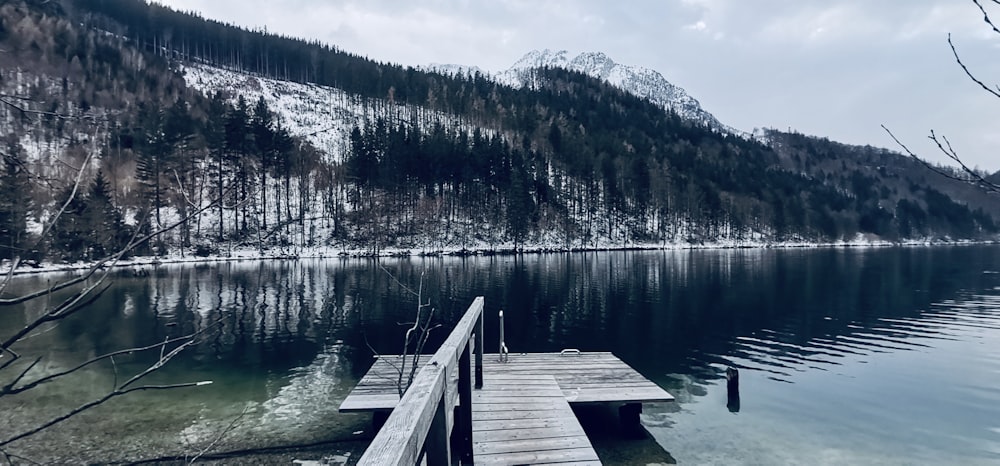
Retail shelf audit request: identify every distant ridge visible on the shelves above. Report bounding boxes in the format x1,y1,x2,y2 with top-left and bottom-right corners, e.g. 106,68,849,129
431,49,740,135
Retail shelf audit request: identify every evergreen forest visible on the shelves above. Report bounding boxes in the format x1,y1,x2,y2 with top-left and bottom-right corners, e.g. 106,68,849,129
0,0,997,263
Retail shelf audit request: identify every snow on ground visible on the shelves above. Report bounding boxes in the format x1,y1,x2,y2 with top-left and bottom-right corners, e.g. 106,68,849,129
182,63,358,162
1,237,987,278
180,63,488,164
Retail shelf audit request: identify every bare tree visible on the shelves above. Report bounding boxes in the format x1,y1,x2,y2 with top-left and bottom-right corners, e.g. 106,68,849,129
883,0,1000,194
363,263,441,397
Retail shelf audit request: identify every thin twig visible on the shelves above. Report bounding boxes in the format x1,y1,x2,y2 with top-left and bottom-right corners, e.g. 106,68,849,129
110,355,118,391
948,33,1000,100
973,0,1000,35
3,332,194,396
377,262,419,297
3,358,42,395
0,449,40,466
881,125,1000,194
188,403,252,464
0,333,213,447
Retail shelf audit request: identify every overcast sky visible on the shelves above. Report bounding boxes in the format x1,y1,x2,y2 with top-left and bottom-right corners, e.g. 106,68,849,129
155,0,1000,171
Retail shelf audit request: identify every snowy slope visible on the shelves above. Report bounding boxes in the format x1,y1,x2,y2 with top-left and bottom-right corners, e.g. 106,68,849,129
433,49,742,136
181,63,474,163
182,64,359,161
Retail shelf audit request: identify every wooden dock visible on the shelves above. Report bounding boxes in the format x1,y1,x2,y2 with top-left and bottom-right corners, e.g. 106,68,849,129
342,298,674,465
339,352,673,412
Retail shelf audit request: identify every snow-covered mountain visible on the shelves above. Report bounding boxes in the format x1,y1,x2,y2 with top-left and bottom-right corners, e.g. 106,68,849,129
433,49,739,135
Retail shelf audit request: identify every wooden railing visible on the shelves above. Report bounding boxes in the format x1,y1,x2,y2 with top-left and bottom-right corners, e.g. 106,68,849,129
357,296,485,465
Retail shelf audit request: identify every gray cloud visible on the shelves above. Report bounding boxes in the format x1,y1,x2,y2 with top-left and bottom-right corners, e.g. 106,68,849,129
155,0,1000,171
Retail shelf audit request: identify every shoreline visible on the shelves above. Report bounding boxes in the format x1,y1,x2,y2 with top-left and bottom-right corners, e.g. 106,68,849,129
2,238,995,277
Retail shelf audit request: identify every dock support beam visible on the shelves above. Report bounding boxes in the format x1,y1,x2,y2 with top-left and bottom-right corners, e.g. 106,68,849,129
620,402,643,435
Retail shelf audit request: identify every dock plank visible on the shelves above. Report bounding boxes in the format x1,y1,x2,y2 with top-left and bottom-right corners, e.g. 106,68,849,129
473,374,600,465
474,447,601,466
483,353,674,404
340,352,674,412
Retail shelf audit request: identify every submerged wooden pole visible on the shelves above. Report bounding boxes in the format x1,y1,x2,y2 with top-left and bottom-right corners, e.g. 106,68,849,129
726,366,740,413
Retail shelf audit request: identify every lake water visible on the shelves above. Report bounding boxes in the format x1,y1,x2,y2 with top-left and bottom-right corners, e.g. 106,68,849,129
2,246,999,464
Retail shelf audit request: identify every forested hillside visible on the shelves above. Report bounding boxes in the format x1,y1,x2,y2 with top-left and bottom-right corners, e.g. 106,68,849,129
0,0,996,263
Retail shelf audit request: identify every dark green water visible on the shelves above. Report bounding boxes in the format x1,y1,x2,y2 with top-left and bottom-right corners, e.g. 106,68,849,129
2,246,1000,464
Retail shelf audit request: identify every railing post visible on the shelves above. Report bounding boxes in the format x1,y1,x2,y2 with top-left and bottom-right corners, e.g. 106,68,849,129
458,340,473,463
498,309,508,363
424,397,451,466
475,310,484,389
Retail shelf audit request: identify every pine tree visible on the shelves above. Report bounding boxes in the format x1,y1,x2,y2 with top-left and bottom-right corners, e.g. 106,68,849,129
0,137,30,261
204,91,227,241
225,95,251,235
81,169,126,259
250,96,274,231
506,149,536,249
50,186,88,262
137,104,169,232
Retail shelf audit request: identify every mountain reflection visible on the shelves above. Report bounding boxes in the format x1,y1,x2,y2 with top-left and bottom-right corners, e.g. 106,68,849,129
5,246,999,397
3,247,1000,463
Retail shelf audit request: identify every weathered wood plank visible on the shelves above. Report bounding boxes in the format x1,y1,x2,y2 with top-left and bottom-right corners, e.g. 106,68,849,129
473,435,595,455
473,416,583,432
343,350,674,414
471,409,571,421
475,425,587,443
339,394,400,412
471,402,567,412
471,374,600,465
475,447,601,466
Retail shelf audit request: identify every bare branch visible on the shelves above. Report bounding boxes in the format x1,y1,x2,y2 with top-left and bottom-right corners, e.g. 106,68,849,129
973,0,1000,35
110,355,118,391
377,261,419,297
0,258,19,303
188,403,252,464
0,329,215,448
882,125,1000,194
1,334,201,396
0,281,114,365
37,150,96,249
172,169,198,209
948,33,1000,99
0,93,97,121
2,357,42,394
0,449,40,466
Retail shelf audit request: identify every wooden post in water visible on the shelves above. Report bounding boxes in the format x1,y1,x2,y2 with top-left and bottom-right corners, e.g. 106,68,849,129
726,366,740,413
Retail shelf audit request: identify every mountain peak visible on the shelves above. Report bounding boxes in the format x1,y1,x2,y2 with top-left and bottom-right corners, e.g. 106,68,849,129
510,49,571,70
503,50,739,135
